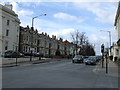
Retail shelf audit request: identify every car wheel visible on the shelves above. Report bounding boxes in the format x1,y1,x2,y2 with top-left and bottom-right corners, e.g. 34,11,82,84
72,60,74,63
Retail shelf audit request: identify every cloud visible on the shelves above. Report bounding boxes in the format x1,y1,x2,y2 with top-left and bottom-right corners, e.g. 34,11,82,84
38,28,76,41
1,0,119,2
73,2,117,24
7,2,34,26
89,34,108,43
18,10,34,16
53,12,84,23
10,2,34,16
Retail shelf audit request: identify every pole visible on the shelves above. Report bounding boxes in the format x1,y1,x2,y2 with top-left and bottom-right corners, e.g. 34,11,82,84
108,31,111,52
106,53,108,74
16,57,18,66
30,14,47,61
106,59,108,73
101,44,104,68
102,53,104,68
108,31,111,47
30,18,34,62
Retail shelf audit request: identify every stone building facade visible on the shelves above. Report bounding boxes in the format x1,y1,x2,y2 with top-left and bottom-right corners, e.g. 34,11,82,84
0,4,20,55
19,26,76,57
112,1,120,61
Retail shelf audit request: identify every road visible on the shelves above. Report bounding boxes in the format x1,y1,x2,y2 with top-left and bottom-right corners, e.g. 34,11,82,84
2,59,118,88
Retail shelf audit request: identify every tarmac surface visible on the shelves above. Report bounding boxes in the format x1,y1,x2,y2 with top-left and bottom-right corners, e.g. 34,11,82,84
2,58,119,88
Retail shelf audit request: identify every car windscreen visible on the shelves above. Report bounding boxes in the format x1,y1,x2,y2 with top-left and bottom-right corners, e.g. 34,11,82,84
88,57,95,60
74,55,82,58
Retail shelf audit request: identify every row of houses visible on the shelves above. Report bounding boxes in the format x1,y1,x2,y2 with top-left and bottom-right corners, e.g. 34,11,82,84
19,26,76,56
0,4,76,57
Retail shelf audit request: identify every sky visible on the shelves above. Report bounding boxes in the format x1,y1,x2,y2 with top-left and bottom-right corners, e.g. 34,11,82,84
1,0,119,55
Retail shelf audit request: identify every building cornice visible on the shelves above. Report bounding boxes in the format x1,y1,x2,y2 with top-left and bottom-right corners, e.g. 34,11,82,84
0,4,20,23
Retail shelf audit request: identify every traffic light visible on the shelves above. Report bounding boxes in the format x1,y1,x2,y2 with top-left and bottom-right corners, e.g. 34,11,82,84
101,44,104,53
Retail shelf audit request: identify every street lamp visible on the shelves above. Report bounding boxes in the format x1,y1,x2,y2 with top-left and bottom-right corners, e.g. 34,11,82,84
32,14,47,28
100,30,112,49
30,14,47,61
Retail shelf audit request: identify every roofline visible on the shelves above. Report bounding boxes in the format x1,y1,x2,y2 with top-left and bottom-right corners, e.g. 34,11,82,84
114,1,120,26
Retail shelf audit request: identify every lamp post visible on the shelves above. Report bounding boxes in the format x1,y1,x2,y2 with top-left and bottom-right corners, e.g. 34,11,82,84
30,14,47,61
100,30,112,51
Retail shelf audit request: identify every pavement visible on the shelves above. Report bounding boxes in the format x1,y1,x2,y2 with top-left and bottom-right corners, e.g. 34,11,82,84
1,58,67,68
93,59,118,75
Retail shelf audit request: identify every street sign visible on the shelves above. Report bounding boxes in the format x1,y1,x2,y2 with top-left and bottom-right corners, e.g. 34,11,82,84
30,48,34,51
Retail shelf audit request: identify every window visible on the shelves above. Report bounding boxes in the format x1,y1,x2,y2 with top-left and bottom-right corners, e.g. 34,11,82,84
29,47,30,52
17,27,19,32
6,29,9,36
7,20,10,25
5,46,7,50
26,36,29,41
23,46,25,52
5,41,8,50
26,46,28,52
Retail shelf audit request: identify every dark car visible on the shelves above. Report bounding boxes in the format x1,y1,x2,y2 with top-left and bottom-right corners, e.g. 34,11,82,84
72,55,84,63
33,52,44,57
4,50,21,58
22,52,33,56
85,56,97,65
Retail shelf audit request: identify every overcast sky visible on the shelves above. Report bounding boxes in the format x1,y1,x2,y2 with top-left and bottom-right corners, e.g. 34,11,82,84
1,0,119,55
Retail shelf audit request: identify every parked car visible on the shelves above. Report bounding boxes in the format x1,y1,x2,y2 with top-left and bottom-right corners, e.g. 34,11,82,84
4,50,22,58
85,56,97,65
19,53,25,57
22,52,32,56
72,55,84,63
33,52,44,57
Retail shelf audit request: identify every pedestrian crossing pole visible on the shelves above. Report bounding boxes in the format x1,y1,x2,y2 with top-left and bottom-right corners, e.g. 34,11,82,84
102,53,104,68
101,44,104,68
105,53,109,74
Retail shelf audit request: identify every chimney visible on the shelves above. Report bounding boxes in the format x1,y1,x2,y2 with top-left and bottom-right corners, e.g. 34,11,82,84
45,33,47,36
5,4,13,10
42,32,44,35
31,27,34,31
52,35,56,40
59,38,63,42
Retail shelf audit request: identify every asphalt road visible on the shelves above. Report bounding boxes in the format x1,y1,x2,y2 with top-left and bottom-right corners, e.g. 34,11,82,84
2,59,118,88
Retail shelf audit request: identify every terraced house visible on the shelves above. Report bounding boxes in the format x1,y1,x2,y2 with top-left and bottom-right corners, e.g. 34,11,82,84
19,26,76,57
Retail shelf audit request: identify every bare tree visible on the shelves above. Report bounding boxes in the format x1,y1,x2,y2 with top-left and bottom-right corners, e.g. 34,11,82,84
71,30,80,55
71,30,95,56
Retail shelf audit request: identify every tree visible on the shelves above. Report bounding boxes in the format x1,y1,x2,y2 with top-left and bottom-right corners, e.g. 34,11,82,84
71,30,95,56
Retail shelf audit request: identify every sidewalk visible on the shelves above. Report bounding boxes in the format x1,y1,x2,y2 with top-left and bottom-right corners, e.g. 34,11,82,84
93,59,119,88
93,59,118,77
1,58,69,68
